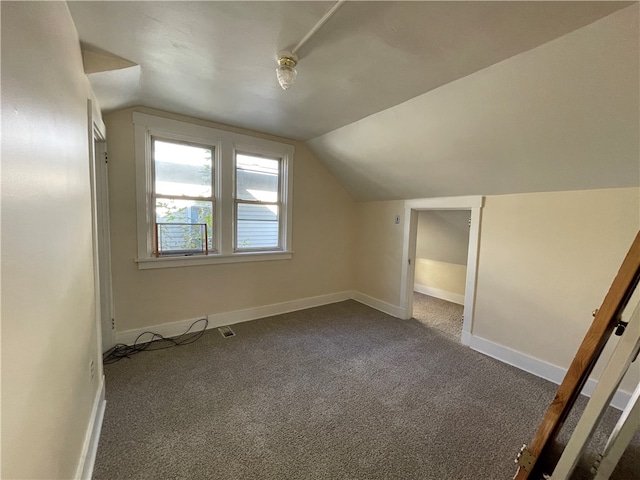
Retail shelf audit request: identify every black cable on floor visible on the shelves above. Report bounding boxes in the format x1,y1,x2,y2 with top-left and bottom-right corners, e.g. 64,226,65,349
102,318,209,365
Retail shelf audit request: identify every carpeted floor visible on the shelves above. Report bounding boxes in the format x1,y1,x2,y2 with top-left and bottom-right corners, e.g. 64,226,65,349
412,292,463,341
94,300,639,479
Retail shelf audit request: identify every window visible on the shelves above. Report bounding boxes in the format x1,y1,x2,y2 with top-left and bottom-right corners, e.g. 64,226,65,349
133,113,293,269
153,138,214,256
235,153,281,251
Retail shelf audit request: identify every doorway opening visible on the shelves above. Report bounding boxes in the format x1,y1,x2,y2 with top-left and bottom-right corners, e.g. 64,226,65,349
412,210,470,341
400,196,484,346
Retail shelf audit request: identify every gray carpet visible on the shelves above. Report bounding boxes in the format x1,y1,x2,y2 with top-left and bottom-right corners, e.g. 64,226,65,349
412,292,463,341
94,300,639,479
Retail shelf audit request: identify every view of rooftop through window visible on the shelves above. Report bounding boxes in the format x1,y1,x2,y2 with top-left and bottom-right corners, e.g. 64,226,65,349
235,154,281,250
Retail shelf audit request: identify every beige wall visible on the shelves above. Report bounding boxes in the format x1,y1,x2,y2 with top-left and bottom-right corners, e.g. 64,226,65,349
1,2,103,478
415,210,469,296
414,259,467,297
473,187,639,390
105,107,356,332
354,188,639,389
416,210,469,265
353,201,405,306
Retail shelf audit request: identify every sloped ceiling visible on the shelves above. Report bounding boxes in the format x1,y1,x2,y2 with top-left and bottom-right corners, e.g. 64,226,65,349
308,4,639,200
67,1,639,201
68,1,630,140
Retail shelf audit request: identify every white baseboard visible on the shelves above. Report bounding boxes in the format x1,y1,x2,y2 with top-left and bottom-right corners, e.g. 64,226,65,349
351,291,405,318
116,314,212,345
115,291,353,345
468,334,631,411
75,375,106,480
414,284,465,305
206,291,352,329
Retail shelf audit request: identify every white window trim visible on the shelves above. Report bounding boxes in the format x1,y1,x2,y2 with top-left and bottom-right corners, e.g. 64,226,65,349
151,135,219,255
233,144,288,253
133,112,294,269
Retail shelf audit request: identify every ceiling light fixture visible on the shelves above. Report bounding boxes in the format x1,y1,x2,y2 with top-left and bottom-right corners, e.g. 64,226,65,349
276,51,298,91
275,0,346,91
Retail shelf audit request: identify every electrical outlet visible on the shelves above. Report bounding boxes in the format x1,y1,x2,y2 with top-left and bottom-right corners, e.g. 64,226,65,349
90,360,95,380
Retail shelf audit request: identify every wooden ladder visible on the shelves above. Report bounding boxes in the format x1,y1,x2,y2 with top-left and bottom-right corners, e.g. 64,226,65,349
513,231,640,480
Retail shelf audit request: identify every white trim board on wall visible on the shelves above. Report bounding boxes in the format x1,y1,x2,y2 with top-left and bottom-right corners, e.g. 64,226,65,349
469,334,631,411
352,291,406,318
74,376,106,480
414,284,465,305
116,291,406,346
116,291,353,345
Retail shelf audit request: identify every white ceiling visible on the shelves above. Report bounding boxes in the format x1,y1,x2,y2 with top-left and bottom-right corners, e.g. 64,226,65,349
68,1,631,141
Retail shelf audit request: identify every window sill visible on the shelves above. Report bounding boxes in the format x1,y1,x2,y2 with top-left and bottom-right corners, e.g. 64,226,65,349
135,251,293,270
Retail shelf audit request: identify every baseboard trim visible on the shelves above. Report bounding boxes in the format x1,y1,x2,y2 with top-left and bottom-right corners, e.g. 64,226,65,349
115,291,353,345
75,375,106,480
414,284,465,305
351,291,405,318
469,334,631,411
206,291,353,329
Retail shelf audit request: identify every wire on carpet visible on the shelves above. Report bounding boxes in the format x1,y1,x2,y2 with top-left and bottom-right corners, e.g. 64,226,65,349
102,318,209,365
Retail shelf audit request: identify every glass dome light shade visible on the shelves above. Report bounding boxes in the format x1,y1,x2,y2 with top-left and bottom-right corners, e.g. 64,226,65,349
276,65,297,90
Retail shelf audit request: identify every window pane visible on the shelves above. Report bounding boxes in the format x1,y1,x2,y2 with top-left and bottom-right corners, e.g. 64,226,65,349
156,198,213,252
236,203,279,249
154,139,212,197
236,154,279,202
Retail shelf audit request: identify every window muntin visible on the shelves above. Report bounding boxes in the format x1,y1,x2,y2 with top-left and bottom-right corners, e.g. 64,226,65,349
235,153,281,251
152,138,214,255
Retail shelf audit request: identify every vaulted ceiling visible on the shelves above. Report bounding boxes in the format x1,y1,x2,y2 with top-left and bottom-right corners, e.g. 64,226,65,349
68,1,639,200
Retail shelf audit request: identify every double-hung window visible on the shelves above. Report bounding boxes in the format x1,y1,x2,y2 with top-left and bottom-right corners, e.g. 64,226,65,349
153,138,214,256
133,112,293,269
235,152,282,251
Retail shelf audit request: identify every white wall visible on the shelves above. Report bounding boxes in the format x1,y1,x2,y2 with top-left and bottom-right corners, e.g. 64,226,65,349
415,210,469,302
105,107,356,334
1,2,103,478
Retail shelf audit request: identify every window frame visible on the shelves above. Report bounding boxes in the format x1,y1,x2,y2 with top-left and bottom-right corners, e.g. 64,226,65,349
233,147,284,253
133,112,294,269
152,136,216,256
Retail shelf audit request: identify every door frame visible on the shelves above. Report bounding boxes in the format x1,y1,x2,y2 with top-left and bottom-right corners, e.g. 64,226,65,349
87,99,114,352
400,196,484,345
94,134,114,352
